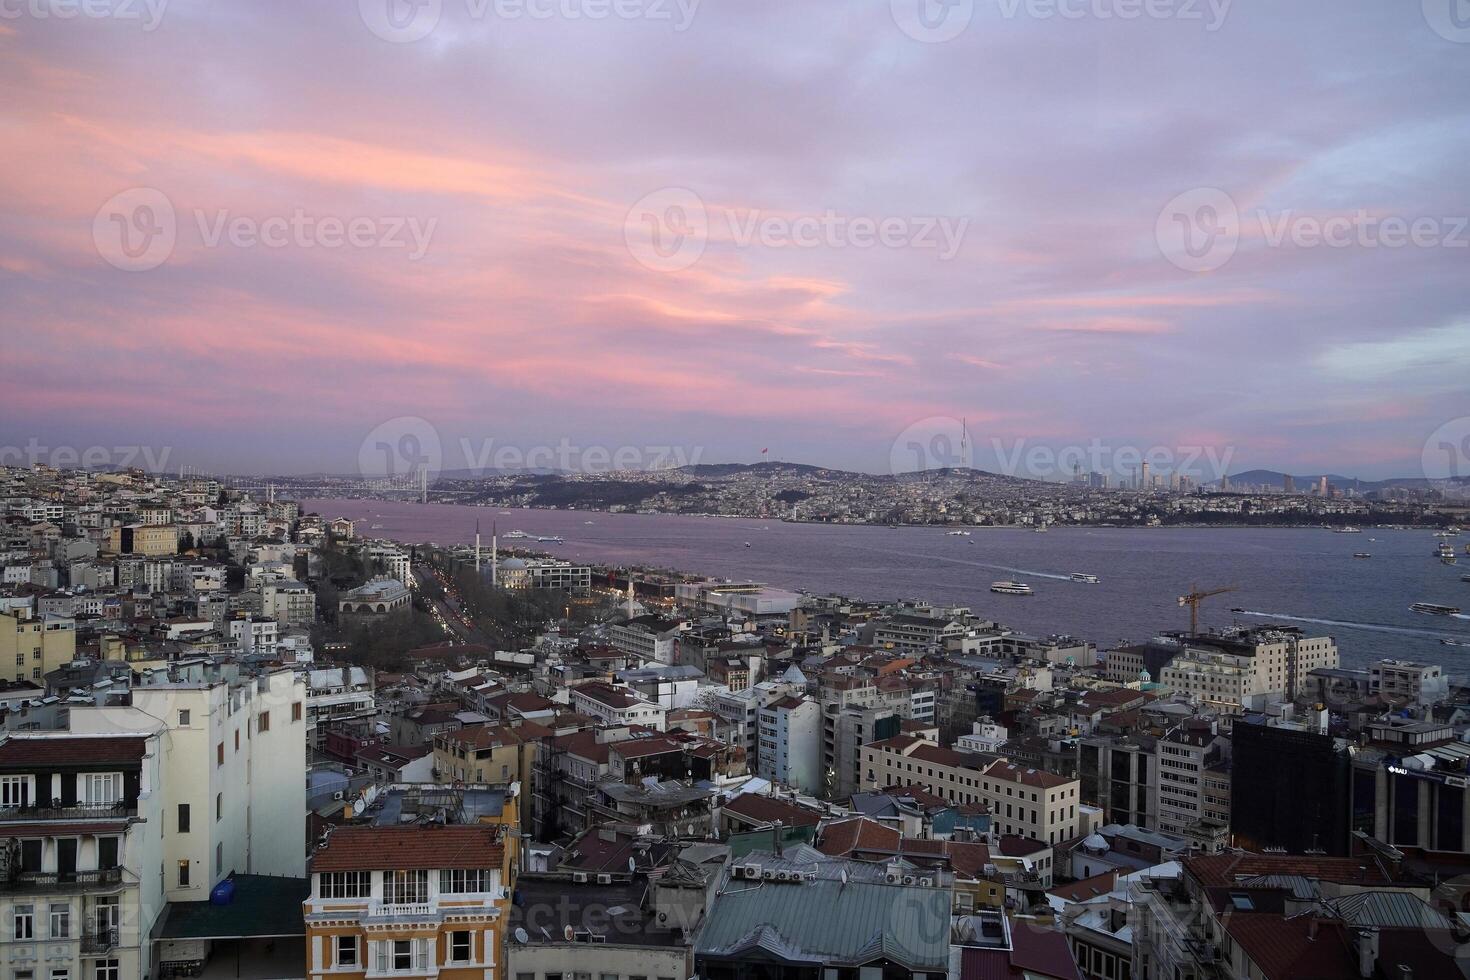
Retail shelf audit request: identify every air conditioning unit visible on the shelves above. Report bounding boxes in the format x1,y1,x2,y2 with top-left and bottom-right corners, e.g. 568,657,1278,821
573,872,589,883
332,791,345,801
597,874,612,884
918,877,934,887
885,872,902,884
902,875,917,885
761,869,777,881
738,864,761,879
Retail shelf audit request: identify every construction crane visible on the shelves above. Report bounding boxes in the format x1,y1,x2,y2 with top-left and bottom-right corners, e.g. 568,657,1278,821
1178,584,1236,634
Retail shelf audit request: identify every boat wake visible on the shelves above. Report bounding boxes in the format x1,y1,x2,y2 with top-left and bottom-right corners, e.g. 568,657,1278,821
847,545,1073,582
1234,609,1470,641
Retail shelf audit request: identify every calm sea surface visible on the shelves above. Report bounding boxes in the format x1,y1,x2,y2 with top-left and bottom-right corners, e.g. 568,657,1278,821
302,499,1470,671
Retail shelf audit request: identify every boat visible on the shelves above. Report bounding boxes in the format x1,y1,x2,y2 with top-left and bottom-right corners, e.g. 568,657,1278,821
1333,526,1362,533
583,520,595,525
1353,553,1372,559
503,530,529,539
1070,573,1100,584
1436,530,1458,537
1439,543,1458,564
744,542,751,548
991,581,1034,595
1411,602,1461,616
1463,574,1470,583
1033,525,1049,533
537,535,564,544
947,530,971,536
1442,639,1470,647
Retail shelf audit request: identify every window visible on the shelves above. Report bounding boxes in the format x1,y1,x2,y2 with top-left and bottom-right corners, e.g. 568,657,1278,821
393,940,412,972
0,776,30,808
178,861,190,887
292,702,303,722
83,773,122,806
259,711,270,733
48,903,69,939
383,870,428,904
216,793,222,822
216,743,224,767
98,836,120,870
177,710,190,726
319,871,372,898
439,869,490,893
234,731,239,752
449,931,471,963
177,804,190,833
14,905,33,940
334,935,358,967
215,843,222,876
93,963,119,980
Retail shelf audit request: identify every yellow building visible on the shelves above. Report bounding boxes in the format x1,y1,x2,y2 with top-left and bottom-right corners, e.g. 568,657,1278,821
0,610,76,683
105,523,179,555
303,822,516,980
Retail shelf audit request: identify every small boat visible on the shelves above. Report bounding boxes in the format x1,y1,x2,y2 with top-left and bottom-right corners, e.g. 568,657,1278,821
947,530,971,537
1462,574,1470,583
537,535,564,544
1442,639,1470,647
1411,602,1461,616
1070,572,1100,584
584,521,595,525
744,542,751,548
503,530,529,539
1333,526,1362,533
1033,526,1049,533
991,581,1034,595
1353,553,1372,559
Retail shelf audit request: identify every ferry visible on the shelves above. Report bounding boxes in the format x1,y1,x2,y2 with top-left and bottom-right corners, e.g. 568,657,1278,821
1070,572,1101,584
1411,602,1461,616
1353,553,1372,559
991,581,1035,595
537,535,564,544
947,530,971,536
1439,543,1458,565
502,530,529,539
1333,526,1362,533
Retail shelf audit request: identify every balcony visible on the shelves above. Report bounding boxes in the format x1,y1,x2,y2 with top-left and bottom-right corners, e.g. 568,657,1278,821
367,901,438,921
0,802,137,823
0,868,126,893
81,927,119,954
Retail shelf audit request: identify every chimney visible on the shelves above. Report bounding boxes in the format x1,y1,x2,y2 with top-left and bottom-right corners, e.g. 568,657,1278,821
772,819,784,857
1355,928,1379,979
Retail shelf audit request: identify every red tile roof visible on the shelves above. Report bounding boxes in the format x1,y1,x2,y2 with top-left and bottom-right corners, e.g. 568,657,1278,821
816,817,901,857
722,793,822,828
312,825,505,872
0,736,147,767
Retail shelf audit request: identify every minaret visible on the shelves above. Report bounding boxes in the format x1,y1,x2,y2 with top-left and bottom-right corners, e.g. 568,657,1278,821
490,522,498,588
626,577,635,618
474,519,482,574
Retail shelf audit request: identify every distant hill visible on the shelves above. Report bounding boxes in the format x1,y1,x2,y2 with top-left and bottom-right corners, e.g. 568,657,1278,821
1227,469,1469,492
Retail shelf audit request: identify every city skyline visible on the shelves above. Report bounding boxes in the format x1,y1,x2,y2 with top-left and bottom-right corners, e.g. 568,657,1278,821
3,2,1468,478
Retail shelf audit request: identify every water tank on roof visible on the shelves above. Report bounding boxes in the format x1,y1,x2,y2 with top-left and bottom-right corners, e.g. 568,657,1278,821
209,878,235,905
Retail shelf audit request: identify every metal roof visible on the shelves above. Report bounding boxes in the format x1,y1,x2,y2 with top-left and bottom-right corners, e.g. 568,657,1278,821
695,856,950,970
1326,891,1455,931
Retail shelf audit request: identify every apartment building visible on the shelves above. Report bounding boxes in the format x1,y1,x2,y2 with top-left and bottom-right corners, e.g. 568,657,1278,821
0,611,76,684
1158,628,1338,708
1078,735,1158,830
68,669,308,903
569,683,666,732
104,525,178,557
304,667,376,749
303,824,513,980
1154,722,1230,837
756,697,821,794
263,580,316,627
1369,659,1448,705
606,616,685,666
862,735,1082,844
0,732,164,980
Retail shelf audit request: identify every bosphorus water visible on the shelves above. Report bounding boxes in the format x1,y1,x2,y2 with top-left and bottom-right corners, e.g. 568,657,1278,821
304,498,1470,671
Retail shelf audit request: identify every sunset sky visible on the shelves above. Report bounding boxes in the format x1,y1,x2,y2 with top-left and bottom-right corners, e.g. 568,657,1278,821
3,1,1467,479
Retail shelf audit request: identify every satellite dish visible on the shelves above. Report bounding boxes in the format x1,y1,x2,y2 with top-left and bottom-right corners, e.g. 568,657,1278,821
514,928,529,944
563,925,576,942
628,857,636,872
352,799,366,817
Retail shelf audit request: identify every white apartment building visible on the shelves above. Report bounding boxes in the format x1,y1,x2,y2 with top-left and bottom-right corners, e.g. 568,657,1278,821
68,670,308,904
756,697,822,794
228,615,279,656
862,734,1083,847
606,616,686,666
956,718,1009,754
1160,628,1338,708
304,667,376,748
568,683,667,732
262,580,316,627
364,544,412,586
0,732,165,980
1369,659,1448,705
1154,723,1231,836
